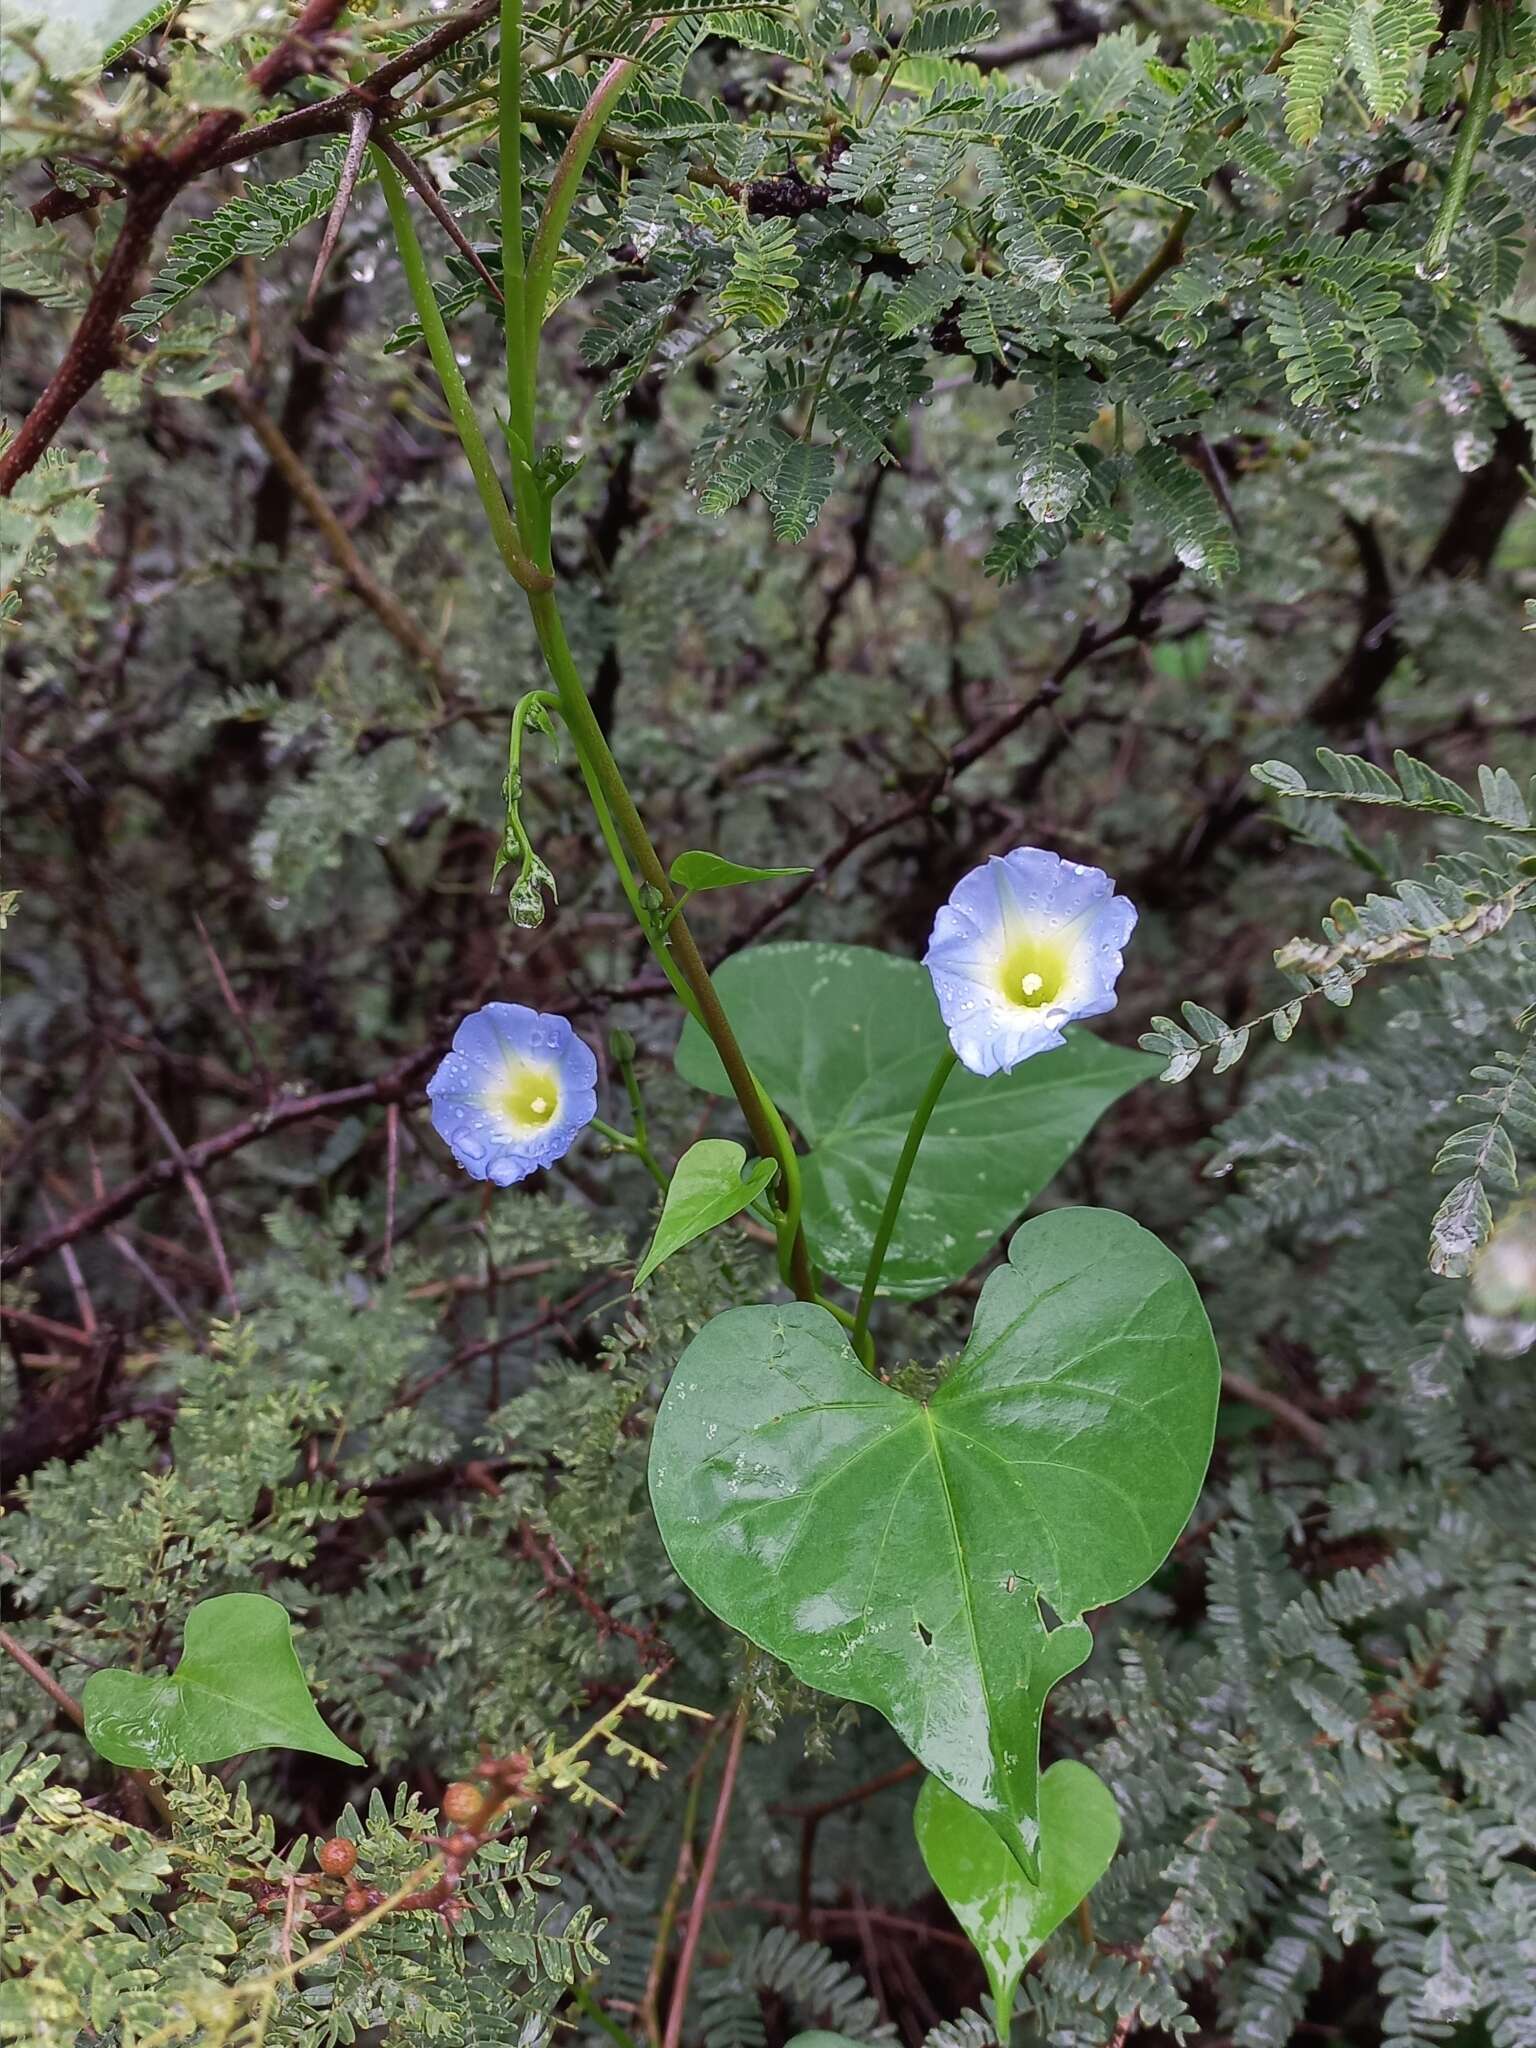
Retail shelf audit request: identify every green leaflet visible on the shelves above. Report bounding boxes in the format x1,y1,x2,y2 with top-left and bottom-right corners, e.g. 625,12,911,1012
83,1594,364,1772
670,850,812,893
648,1208,1219,1872
915,1764,1121,2034
634,1139,777,1287
675,942,1154,1297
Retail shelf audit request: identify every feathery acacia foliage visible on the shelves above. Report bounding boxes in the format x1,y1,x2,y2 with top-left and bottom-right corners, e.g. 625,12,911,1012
1,0,1533,2041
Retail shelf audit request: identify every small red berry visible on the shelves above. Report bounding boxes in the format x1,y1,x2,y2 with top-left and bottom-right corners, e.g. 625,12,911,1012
441,1781,485,1825
343,1885,368,1916
317,1837,358,1878
446,1831,479,1860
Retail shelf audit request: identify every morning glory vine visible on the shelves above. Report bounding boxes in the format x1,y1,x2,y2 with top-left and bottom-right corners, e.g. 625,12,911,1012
382,8,1222,2015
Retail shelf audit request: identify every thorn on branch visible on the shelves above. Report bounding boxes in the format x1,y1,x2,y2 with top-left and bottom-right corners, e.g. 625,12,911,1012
371,134,504,305
304,107,375,318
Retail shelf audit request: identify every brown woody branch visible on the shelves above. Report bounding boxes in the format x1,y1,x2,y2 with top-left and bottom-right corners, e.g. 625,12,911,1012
1,1046,440,1278
4,0,503,493
229,382,459,694
613,562,1182,997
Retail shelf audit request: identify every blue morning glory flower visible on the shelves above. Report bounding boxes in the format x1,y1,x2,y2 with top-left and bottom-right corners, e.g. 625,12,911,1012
427,1003,598,1185
923,848,1137,1077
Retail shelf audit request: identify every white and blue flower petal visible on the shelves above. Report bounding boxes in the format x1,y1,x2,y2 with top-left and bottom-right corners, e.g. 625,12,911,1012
427,1002,598,1185
923,848,1137,1077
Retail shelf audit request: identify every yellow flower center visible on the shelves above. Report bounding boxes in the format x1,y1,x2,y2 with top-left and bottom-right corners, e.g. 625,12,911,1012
997,933,1071,1010
495,1063,560,1130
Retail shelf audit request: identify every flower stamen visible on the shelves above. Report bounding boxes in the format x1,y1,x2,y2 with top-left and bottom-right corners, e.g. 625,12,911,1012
998,935,1070,1011
497,1064,560,1129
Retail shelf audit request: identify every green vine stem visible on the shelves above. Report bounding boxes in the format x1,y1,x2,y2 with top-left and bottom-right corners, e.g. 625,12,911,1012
499,0,533,463
521,25,662,370
1422,4,1505,278
525,587,818,1302
590,1115,669,1190
373,149,548,594
385,20,819,1302
852,1048,958,1354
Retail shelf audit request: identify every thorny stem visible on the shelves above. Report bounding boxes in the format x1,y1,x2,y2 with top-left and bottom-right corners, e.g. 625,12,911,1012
851,1048,958,1355
1422,6,1504,277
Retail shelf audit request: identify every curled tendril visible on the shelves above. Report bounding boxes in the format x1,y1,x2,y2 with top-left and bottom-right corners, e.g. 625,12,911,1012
495,690,563,927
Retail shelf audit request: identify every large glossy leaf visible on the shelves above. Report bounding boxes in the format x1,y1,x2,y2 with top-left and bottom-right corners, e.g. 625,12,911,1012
83,1594,365,1772
915,1764,1120,2034
649,1208,1218,1873
675,943,1153,1297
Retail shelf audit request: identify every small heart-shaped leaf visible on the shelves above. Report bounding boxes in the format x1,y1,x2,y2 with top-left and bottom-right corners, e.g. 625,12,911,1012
635,1138,777,1287
649,1208,1218,1871
669,851,813,893
915,1762,1120,2035
676,943,1153,1297
83,1594,364,1772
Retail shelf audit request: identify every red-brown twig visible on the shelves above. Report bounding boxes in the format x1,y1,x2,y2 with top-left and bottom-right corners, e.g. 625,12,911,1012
383,1103,400,1274
663,1702,748,2048
117,1062,238,1310
105,1227,198,1336
608,564,1182,1003
192,912,275,1102
0,1626,175,1825
769,1759,922,1934
401,1272,616,1401
517,1520,672,1669
40,1196,98,1334
2,1046,440,1278
0,1304,96,1353
0,1628,86,1725
2,0,355,493
1221,1370,1332,1458
229,382,459,694
642,1715,728,2045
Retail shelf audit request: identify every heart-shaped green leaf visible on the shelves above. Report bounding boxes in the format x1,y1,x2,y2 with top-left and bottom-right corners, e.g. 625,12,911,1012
83,1594,364,1772
915,1763,1121,2035
675,943,1153,1297
670,851,813,893
635,1139,777,1287
649,1208,1217,1871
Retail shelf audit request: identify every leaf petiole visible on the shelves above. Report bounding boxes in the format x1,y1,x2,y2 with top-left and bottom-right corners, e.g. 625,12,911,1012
852,1047,959,1356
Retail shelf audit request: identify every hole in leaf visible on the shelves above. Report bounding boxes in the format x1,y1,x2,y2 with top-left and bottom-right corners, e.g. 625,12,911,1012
915,1619,933,1648
1038,1596,1063,1630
